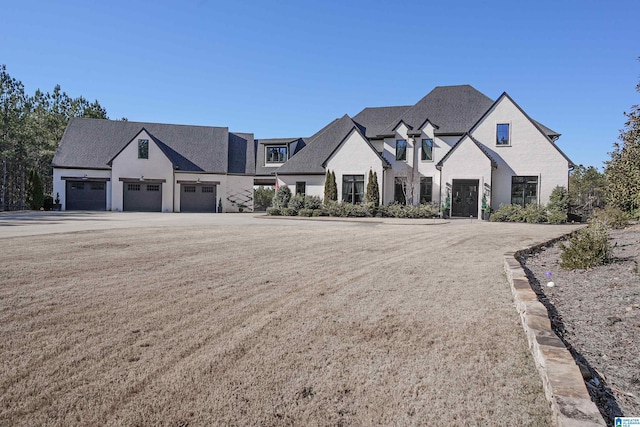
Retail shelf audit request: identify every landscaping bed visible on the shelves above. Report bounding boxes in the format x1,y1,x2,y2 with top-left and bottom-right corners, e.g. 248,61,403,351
523,223,640,424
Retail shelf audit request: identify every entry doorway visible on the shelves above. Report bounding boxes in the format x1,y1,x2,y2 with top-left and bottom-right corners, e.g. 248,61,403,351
451,179,479,217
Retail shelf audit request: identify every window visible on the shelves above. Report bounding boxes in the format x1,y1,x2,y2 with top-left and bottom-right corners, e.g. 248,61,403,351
496,124,510,145
147,184,160,192
420,177,433,203
421,139,433,161
70,182,84,190
138,139,149,159
266,146,287,163
183,186,196,193
394,177,406,204
127,183,140,191
342,175,365,204
395,139,407,161
296,181,306,196
202,186,214,193
511,176,538,207
90,182,104,191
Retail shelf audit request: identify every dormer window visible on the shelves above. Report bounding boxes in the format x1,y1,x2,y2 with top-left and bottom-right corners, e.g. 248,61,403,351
266,146,287,163
138,139,149,159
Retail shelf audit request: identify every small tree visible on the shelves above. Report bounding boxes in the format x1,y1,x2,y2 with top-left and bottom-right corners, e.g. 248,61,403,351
272,185,292,209
26,169,44,210
366,169,380,206
547,186,569,223
324,170,337,203
569,165,606,219
253,186,275,211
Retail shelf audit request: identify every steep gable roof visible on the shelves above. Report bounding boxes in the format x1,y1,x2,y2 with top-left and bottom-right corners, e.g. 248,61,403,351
275,114,389,175
352,106,410,138
254,137,302,176
469,92,573,166
52,117,253,173
436,133,497,169
379,85,495,136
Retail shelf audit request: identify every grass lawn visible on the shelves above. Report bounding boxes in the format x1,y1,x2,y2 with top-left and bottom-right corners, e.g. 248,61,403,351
0,221,576,426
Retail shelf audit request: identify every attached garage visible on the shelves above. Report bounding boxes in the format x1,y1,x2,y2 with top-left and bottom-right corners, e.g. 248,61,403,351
179,182,218,212
65,179,107,210
123,181,163,212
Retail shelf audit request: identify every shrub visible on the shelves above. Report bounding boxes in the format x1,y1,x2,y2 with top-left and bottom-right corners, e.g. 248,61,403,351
324,170,337,204
547,209,568,224
311,209,324,217
523,204,548,223
288,194,305,214
366,170,380,206
298,208,313,217
266,207,281,216
592,206,630,229
303,195,323,210
272,186,292,209
26,169,44,210
43,195,54,211
490,204,525,222
559,219,612,269
377,202,438,218
281,207,297,216
253,186,275,211
548,186,569,214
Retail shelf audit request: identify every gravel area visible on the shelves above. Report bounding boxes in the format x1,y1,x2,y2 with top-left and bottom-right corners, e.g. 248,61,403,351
523,223,640,425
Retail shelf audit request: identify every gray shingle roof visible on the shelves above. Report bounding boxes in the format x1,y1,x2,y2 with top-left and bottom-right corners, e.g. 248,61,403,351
53,117,254,174
532,119,560,138
352,106,410,138
254,137,303,176
275,114,389,175
228,132,255,174
379,85,495,136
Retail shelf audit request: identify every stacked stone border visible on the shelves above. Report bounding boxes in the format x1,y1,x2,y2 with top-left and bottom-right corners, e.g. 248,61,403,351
504,237,606,427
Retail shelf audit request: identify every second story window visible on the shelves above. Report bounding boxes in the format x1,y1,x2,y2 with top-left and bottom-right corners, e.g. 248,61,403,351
421,138,433,161
138,139,149,159
496,124,510,145
396,139,407,161
266,146,287,163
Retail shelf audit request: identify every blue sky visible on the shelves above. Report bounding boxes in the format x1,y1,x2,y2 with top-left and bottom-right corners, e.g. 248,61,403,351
1,0,638,170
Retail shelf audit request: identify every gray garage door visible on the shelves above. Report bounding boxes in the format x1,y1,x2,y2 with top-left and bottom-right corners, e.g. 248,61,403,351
66,180,106,210
123,182,162,212
180,184,217,212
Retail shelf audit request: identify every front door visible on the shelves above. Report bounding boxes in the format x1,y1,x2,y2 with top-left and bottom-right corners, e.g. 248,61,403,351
451,179,479,217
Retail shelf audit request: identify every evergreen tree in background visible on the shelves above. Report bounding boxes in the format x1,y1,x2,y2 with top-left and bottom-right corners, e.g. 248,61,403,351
26,169,44,210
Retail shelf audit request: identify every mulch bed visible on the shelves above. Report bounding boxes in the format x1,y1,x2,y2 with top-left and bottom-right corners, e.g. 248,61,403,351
522,223,640,425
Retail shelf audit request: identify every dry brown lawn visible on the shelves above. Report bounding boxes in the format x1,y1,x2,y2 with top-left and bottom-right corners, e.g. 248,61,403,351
0,220,576,426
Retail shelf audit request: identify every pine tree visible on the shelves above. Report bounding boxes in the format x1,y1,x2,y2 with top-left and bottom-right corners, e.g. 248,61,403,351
366,169,380,206
324,170,337,203
26,169,43,210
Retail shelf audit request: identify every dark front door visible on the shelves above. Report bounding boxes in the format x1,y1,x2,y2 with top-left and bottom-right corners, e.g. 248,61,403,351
451,179,479,217
65,180,106,210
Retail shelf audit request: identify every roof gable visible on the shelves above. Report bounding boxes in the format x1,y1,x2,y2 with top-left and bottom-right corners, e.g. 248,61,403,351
468,92,573,166
352,105,410,138
436,133,497,169
322,126,390,169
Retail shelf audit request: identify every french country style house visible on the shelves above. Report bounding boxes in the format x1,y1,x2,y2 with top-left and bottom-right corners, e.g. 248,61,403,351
52,85,572,217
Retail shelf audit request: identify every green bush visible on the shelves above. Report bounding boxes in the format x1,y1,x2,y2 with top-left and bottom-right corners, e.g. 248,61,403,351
559,219,612,269
311,209,324,217
490,204,525,222
253,186,275,211
592,206,630,229
272,186,292,209
524,204,548,223
266,207,281,216
281,207,297,216
548,186,569,214
288,194,305,214
324,201,375,217
547,210,568,224
304,195,323,210
43,195,54,211
376,202,438,218
298,208,313,217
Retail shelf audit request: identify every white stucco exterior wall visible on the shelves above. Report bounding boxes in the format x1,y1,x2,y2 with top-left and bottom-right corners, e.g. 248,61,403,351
53,168,112,210
277,175,326,199
326,129,384,203
110,130,174,212
470,96,570,207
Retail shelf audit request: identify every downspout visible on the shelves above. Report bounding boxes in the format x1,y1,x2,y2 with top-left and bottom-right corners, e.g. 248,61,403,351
172,167,176,212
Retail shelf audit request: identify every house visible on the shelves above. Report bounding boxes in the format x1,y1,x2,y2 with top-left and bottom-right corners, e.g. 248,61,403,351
52,85,572,217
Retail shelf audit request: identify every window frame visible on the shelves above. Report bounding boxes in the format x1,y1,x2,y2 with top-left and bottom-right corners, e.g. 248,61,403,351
138,139,149,159
146,184,160,192
127,183,141,191
394,177,407,204
295,181,306,196
265,146,288,164
342,174,365,204
183,185,196,193
496,123,510,146
511,176,538,207
421,138,433,161
395,139,407,161
419,176,433,204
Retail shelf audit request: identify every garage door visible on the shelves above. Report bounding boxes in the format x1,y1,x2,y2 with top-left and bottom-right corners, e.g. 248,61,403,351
66,180,106,210
180,184,217,212
123,182,162,212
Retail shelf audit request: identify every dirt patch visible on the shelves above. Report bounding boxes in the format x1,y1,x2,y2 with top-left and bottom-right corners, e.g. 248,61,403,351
523,223,640,425
0,221,577,425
